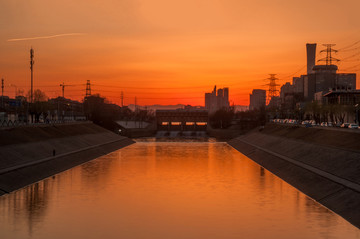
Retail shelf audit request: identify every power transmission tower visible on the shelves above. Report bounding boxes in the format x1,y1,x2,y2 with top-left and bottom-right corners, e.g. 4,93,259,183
30,48,34,103
85,80,91,97
318,44,340,65
59,82,76,98
120,91,124,107
266,74,280,104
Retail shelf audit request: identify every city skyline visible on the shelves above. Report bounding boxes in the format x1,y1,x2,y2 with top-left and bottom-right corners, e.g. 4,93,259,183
1,0,360,106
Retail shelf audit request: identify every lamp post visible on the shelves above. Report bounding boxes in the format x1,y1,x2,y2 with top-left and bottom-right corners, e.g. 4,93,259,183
1,78,4,108
355,104,359,124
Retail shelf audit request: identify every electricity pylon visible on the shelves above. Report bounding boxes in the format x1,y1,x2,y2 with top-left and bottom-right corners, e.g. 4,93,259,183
266,74,280,105
318,44,340,65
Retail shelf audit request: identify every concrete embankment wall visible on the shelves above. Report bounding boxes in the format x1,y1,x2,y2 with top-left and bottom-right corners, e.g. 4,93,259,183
228,125,360,228
0,123,134,196
207,125,243,140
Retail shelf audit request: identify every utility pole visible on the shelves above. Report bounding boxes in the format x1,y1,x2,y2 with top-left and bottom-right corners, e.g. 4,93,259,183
266,74,279,105
134,96,137,128
30,48,34,103
120,91,124,107
318,44,340,66
1,78,4,108
85,80,91,97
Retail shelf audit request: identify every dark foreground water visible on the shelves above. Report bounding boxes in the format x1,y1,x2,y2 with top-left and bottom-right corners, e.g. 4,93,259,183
0,140,359,239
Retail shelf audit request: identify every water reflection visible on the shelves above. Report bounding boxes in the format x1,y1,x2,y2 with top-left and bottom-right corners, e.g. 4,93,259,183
260,167,265,177
0,141,359,239
0,179,53,236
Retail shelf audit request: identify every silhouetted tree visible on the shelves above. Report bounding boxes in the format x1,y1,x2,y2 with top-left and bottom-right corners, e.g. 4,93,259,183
210,107,234,129
26,89,49,123
305,101,321,124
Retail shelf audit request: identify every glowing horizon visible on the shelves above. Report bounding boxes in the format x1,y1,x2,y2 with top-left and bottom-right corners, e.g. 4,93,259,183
1,0,360,106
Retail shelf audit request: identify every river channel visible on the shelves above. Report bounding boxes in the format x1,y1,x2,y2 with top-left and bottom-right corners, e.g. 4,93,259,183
0,139,359,238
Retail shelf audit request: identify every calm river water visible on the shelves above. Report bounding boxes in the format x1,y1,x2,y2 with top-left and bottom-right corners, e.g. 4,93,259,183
0,139,359,239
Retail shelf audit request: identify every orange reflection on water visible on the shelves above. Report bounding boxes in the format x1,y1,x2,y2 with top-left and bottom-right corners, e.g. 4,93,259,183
0,141,359,239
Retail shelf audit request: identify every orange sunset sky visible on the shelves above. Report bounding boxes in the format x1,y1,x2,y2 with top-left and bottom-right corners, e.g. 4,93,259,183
1,0,360,106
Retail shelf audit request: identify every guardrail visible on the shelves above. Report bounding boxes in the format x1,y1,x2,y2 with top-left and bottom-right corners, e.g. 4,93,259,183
0,119,90,129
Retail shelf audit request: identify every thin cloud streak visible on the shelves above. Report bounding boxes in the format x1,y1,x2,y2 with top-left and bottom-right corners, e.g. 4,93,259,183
7,33,86,42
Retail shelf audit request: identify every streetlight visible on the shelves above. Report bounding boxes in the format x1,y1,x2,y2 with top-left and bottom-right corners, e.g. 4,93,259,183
355,104,359,124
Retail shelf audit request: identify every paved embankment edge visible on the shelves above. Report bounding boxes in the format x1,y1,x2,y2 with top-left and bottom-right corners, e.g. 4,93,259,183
0,137,134,196
228,135,360,229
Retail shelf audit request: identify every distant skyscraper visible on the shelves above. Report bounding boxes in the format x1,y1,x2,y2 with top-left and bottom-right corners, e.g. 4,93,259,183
249,89,266,110
205,86,230,113
223,88,229,107
306,43,317,75
292,76,304,94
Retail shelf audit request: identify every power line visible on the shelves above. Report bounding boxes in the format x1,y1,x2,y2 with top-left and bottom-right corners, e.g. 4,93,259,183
338,40,360,51
338,45,360,52
277,65,307,81
92,84,221,90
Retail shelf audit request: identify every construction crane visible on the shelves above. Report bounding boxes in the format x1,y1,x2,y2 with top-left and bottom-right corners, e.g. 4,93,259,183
59,82,76,98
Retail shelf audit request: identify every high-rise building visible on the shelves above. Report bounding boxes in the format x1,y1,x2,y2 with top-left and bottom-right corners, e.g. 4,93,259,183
304,64,357,101
205,86,230,113
337,73,356,90
224,88,229,107
293,76,304,94
280,83,295,101
306,43,317,75
280,82,296,109
249,89,266,110
303,44,357,101
217,88,224,109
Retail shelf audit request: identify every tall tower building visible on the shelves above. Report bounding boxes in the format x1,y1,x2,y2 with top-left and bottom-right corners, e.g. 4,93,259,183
306,43,316,75
249,89,266,111
205,85,230,113
223,88,229,107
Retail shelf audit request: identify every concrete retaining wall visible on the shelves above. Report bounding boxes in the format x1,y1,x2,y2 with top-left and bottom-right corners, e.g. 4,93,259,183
0,123,134,196
228,127,360,228
207,125,243,140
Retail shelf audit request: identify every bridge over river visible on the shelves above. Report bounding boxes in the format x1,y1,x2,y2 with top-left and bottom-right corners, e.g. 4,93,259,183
156,109,208,131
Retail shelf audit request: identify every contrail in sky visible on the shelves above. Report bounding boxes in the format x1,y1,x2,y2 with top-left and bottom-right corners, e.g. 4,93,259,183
7,33,86,42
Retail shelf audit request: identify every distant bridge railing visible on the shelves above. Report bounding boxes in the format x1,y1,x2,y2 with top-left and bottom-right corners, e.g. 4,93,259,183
155,110,209,131
0,119,89,129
